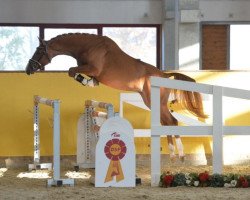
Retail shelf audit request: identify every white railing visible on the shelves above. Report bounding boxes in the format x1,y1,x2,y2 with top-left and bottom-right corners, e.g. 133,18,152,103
119,93,207,137
150,76,250,186
119,93,151,137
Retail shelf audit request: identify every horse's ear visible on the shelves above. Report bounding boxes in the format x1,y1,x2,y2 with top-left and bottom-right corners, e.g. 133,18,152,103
38,37,47,46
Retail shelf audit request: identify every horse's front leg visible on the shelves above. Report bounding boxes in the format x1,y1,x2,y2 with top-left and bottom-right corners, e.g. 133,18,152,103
68,66,99,87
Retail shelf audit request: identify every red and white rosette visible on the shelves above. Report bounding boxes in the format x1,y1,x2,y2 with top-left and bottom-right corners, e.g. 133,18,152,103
104,138,127,182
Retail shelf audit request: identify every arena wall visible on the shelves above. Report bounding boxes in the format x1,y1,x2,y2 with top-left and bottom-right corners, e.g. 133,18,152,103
0,71,250,167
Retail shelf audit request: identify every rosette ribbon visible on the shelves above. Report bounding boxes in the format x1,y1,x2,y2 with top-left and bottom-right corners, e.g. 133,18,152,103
104,138,127,183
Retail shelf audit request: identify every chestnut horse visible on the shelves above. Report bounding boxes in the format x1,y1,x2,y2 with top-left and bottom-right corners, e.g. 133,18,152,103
26,33,207,161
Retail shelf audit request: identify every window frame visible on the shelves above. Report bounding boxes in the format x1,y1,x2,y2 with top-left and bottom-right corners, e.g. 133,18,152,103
0,23,161,71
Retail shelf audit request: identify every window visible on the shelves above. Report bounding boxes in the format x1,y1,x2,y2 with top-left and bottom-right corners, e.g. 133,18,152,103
201,24,229,70
44,28,97,70
0,26,39,70
0,24,160,71
202,24,250,70
103,27,157,66
230,25,250,70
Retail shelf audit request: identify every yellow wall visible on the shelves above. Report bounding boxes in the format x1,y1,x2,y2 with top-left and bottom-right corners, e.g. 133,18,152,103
0,72,124,156
0,71,250,156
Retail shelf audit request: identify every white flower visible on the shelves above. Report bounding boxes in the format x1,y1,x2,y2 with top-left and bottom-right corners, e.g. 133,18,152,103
230,180,237,187
224,180,237,188
224,183,231,188
186,180,191,185
194,181,199,187
185,173,191,180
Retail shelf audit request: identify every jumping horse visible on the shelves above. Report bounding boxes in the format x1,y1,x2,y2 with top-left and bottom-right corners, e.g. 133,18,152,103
26,33,207,161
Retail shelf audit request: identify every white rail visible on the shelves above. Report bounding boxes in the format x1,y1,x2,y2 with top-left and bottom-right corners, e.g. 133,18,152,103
150,76,250,186
119,93,207,137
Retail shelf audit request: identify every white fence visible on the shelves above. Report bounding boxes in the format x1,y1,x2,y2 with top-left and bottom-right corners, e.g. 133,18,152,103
150,76,250,186
119,93,208,137
119,93,151,137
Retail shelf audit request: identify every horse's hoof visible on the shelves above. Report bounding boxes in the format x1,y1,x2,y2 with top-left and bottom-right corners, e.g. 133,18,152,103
179,155,185,163
170,155,176,163
93,78,99,86
88,78,99,87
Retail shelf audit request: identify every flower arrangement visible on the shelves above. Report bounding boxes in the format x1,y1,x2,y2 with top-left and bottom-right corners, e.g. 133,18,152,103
159,171,250,188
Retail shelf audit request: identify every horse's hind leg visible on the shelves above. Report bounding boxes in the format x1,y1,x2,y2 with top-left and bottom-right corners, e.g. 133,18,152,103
166,135,176,162
161,105,185,162
140,79,185,162
169,101,185,161
175,135,185,162
160,104,177,161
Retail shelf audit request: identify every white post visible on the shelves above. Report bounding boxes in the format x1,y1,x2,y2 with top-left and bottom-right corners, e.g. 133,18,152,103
212,86,223,174
34,104,40,164
151,81,161,186
119,97,124,118
162,0,179,70
174,0,179,68
53,100,60,181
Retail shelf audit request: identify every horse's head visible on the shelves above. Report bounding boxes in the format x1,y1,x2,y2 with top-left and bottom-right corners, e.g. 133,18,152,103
25,38,51,75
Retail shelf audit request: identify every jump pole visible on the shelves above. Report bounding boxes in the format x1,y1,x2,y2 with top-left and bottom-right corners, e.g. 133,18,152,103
32,95,74,187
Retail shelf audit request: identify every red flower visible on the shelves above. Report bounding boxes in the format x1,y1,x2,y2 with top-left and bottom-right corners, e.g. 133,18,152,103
163,174,174,187
238,176,249,188
242,180,249,188
199,171,209,183
239,176,246,183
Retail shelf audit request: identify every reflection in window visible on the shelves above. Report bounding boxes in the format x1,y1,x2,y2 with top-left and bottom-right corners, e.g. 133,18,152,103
0,27,39,70
103,27,157,66
230,25,250,70
44,28,98,70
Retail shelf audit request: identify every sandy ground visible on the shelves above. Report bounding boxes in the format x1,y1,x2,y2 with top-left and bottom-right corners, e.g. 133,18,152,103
1,164,250,200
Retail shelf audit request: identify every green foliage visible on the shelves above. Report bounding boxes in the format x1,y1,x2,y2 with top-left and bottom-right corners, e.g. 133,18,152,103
160,171,250,188
223,173,239,183
189,172,199,181
172,173,186,186
209,173,224,187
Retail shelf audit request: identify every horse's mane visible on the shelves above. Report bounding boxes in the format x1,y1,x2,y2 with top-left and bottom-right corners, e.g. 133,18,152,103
48,32,99,43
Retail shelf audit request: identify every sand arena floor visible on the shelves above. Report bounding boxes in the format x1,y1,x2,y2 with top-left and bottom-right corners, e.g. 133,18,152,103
1,164,250,200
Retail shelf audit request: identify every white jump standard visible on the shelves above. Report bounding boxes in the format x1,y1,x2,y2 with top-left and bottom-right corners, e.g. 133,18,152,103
31,95,74,187
29,96,52,171
76,100,115,169
95,116,136,187
76,99,137,187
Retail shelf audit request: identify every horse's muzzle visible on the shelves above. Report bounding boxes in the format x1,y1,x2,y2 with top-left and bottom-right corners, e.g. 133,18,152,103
25,59,44,75
25,62,34,75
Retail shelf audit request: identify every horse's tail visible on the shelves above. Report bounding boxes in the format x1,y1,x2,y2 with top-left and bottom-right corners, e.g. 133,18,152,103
164,72,208,119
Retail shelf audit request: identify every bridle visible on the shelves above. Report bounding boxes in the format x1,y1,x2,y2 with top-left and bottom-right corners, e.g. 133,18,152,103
28,43,51,72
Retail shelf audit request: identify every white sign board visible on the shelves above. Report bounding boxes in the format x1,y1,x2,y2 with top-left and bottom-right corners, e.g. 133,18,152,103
95,116,135,187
